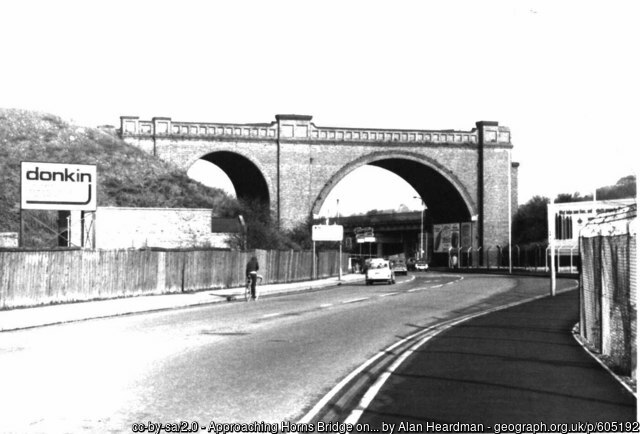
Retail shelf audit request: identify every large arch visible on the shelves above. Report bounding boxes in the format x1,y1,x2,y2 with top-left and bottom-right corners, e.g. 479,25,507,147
311,151,476,224
198,151,271,205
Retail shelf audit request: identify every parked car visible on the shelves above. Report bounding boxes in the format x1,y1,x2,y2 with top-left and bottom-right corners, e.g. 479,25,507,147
390,259,408,275
415,260,429,271
366,258,395,285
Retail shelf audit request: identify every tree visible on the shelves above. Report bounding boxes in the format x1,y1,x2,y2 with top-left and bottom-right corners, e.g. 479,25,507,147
553,175,636,204
221,197,315,250
554,192,589,203
512,195,550,245
596,175,636,200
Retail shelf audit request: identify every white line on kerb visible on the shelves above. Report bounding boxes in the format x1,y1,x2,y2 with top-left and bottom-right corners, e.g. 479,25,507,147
343,282,579,425
297,319,440,424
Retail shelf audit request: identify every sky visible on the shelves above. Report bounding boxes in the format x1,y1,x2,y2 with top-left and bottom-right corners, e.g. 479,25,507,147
2,1,638,217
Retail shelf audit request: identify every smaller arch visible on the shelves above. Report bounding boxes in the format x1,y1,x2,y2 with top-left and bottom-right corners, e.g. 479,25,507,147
311,151,477,222
195,151,271,205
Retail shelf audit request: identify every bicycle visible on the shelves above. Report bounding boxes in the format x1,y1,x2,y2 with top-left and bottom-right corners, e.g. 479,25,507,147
244,273,264,301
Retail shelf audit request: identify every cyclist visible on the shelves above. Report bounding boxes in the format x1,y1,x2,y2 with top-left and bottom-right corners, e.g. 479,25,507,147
245,256,260,300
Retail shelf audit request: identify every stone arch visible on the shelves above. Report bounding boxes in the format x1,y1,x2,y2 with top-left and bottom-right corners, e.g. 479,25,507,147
192,151,272,205
311,151,477,223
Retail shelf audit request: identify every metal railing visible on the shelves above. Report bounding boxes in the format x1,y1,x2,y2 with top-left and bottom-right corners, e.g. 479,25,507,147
443,243,578,274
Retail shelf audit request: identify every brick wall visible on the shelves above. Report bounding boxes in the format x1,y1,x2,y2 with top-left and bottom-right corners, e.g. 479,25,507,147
121,115,516,248
0,233,18,248
94,207,230,249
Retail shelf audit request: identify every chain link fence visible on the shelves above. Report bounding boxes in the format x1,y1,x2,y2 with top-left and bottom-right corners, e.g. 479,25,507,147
579,204,636,378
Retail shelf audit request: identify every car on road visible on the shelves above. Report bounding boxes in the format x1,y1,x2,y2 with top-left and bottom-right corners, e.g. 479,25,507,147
415,260,429,272
366,258,395,285
390,259,408,275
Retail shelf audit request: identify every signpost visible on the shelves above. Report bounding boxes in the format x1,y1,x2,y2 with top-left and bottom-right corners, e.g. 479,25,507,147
20,162,97,247
312,224,344,280
21,162,97,211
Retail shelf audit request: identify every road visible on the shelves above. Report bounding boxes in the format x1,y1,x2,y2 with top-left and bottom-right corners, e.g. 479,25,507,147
0,273,576,433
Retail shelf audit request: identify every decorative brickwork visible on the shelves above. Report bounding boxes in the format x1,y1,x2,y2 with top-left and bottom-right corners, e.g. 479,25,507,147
120,115,517,248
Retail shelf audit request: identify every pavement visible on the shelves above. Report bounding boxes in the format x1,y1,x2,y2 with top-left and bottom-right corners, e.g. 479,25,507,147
359,289,638,426
0,273,364,332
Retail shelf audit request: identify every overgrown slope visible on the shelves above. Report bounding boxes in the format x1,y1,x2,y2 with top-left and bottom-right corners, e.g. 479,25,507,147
0,108,233,243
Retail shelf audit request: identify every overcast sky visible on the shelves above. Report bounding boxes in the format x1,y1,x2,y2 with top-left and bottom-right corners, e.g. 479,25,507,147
2,1,637,216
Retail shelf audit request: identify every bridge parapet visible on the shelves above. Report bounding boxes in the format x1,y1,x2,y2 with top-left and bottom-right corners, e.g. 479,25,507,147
120,115,511,146
120,116,279,140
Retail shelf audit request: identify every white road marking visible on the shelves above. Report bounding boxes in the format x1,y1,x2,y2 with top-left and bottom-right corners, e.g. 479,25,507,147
343,281,580,425
262,312,282,318
379,292,397,297
342,297,369,304
432,284,443,288
319,303,333,308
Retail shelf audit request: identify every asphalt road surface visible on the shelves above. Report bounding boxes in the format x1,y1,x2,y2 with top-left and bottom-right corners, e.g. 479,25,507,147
0,273,577,433
357,290,636,429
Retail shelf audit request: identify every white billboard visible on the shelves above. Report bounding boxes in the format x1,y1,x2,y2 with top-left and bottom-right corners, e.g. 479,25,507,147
312,225,344,241
21,162,97,211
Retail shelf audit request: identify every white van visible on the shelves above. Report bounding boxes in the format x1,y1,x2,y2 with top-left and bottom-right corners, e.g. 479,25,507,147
365,258,395,285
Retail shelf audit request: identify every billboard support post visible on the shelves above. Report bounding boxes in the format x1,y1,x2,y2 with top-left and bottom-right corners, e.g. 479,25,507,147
548,202,557,296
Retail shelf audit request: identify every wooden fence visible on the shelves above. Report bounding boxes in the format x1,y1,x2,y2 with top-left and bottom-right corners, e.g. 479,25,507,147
0,248,348,309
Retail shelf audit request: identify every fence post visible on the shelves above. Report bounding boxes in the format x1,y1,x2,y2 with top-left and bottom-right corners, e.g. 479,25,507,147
570,246,575,273
545,246,551,272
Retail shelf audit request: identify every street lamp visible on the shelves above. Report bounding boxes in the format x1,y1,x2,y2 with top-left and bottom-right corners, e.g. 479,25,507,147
414,196,425,260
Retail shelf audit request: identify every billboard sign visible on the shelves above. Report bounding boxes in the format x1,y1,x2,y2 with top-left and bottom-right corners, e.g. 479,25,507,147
433,223,460,252
312,224,344,242
21,162,97,211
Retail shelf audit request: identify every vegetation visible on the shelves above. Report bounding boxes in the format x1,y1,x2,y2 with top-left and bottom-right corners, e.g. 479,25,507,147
512,175,636,245
0,108,312,249
223,199,313,251
555,175,636,203
511,195,550,245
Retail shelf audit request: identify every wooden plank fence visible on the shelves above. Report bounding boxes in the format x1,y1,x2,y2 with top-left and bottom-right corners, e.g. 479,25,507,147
0,248,348,309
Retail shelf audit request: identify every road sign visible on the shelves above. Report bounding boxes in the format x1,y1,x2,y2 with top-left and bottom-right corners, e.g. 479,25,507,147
312,224,344,241
21,162,97,211
356,234,376,243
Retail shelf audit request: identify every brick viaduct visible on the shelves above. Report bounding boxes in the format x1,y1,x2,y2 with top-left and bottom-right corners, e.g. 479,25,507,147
119,114,518,249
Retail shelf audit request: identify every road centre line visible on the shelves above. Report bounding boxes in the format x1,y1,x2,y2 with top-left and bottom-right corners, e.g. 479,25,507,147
262,312,282,318
342,297,369,304
319,303,333,308
379,292,397,297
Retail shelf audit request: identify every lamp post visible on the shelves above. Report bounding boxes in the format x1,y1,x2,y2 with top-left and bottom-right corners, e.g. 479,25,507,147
414,196,425,260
